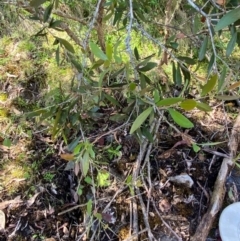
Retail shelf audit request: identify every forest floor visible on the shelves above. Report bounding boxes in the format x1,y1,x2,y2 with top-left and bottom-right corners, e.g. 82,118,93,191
0,22,240,241
0,80,238,241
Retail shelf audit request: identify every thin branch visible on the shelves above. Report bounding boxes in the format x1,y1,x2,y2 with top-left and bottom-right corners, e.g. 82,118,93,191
53,10,87,25
125,0,138,80
130,119,157,240
137,117,163,241
187,0,218,72
135,23,197,79
83,0,103,50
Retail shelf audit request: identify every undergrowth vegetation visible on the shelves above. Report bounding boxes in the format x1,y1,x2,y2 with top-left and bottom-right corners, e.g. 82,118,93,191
0,0,240,240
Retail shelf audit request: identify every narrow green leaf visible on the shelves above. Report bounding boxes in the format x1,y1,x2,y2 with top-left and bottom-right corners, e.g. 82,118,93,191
215,7,240,31
180,99,197,111
113,10,123,26
34,28,46,37
192,143,201,152
193,14,201,34
56,37,75,53
153,89,160,103
199,141,227,146
149,109,154,124
218,66,227,92
81,151,90,176
53,38,59,45
137,54,155,67
216,95,240,100
88,145,95,159
130,107,153,134
52,108,61,138
168,108,194,128
49,20,63,28
138,62,157,72
90,42,108,61
139,72,151,85
157,97,184,107
176,63,182,86
196,102,212,111
180,65,191,83
199,36,208,61
170,42,178,49
103,10,114,21
91,59,105,69
207,54,215,76
178,56,196,65
134,9,146,22
134,47,140,60
70,59,82,72
109,114,127,122
226,32,237,57
106,42,113,61
87,199,92,216
201,74,218,96
139,73,146,89
98,69,109,96
27,109,47,118
104,93,121,107
123,17,128,26
43,3,53,22
172,61,177,84
110,67,125,79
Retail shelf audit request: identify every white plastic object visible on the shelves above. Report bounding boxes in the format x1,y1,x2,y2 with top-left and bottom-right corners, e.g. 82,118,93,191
219,202,240,241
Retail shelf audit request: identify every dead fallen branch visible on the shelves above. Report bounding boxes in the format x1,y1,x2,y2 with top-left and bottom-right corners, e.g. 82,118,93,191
190,112,240,241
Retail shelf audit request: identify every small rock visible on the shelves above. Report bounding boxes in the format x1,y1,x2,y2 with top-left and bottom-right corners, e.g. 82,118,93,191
0,210,5,230
169,174,194,188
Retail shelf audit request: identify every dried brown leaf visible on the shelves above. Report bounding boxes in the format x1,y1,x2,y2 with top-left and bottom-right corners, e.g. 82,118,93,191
215,0,226,6
27,192,41,207
60,153,75,161
159,198,171,212
74,162,80,176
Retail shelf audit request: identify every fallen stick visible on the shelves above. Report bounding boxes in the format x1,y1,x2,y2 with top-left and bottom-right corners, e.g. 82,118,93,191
131,119,157,241
190,112,240,241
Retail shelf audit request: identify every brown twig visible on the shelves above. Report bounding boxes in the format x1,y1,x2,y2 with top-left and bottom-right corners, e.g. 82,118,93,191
190,112,240,241
96,0,106,52
52,10,87,25
130,119,157,240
